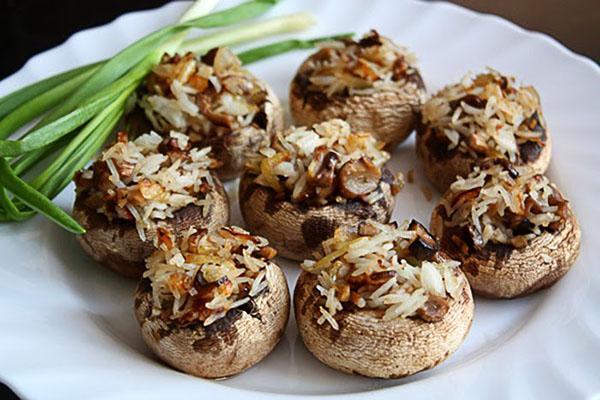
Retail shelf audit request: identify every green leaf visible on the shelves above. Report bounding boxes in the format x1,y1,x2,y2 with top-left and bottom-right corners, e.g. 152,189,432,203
33,84,134,194
36,0,277,129
0,158,84,233
0,66,99,140
238,33,353,64
0,90,121,157
0,62,100,120
0,187,34,221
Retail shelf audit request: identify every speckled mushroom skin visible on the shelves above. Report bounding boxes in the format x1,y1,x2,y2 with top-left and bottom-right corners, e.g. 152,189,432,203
289,57,425,148
73,174,229,279
430,190,580,298
416,124,552,193
294,267,474,378
213,85,284,181
238,170,396,262
134,263,290,379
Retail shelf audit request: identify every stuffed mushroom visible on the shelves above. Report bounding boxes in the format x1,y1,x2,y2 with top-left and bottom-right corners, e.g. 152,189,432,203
134,225,290,378
294,220,473,378
430,159,580,298
290,30,425,147
239,119,403,261
139,48,284,180
417,69,551,192
73,131,229,278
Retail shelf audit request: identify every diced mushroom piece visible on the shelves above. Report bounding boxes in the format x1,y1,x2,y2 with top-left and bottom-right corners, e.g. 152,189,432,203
467,133,489,154
357,221,380,236
339,158,382,199
416,294,449,322
368,270,397,286
408,220,439,260
450,187,481,210
307,146,339,189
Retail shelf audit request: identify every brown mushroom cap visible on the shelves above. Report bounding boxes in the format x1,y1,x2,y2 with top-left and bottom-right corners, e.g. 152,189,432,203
134,262,290,379
416,124,552,193
73,175,229,279
238,171,396,261
211,84,284,181
294,266,474,378
430,189,580,299
290,58,424,148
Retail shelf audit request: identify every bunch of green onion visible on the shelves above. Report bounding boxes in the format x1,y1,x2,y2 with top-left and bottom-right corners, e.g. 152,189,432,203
0,0,351,233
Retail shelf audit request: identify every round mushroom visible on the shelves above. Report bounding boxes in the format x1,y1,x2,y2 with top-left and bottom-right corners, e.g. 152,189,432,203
416,69,552,192
73,131,229,279
134,226,290,378
294,220,474,378
239,119,403,261
138,48,284,180
430,159,580,298
289,30,425,148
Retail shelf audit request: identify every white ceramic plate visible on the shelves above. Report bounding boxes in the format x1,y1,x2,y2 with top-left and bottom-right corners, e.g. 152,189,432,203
1,1,599,399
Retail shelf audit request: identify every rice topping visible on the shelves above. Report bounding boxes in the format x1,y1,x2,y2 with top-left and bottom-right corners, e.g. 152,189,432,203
245,119,402,206
139,49,273,145
421,69,547,164
144,226,277,326
431,160,568,251
74,131,217,241
301,220,462,330
293,30,422,101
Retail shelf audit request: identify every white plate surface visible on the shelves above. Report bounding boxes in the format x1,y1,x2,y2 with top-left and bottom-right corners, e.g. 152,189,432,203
0,1,599,399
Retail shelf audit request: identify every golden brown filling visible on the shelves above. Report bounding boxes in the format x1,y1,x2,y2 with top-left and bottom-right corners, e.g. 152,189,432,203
431,160,568,253
74,131,217,241
301,220,462,330
293,30,422,107
140,49,272,142
145,226,277,326
421,69,547,164
246,119,402,206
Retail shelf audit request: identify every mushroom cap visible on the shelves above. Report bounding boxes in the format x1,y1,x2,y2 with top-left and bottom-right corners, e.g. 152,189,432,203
289,59,425,148
211,84,284,181
238,171,396,261
294,266,474,378
416,124,552,193
430,190,580,298
73,175,229,279
134,262,290,379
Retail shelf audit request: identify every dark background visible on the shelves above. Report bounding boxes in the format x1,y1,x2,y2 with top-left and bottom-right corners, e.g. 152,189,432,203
0,0,598,79
0,0,597,398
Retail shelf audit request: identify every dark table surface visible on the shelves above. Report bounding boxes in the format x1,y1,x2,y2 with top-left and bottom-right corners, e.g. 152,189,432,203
0,0,597,398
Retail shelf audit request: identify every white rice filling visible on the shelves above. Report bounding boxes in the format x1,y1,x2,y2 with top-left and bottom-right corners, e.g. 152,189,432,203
421,68,545,162
82,131,215,241
144,226,273,326
301,221,461,330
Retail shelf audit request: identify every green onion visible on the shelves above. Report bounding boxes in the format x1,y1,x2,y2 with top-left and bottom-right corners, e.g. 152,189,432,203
238,33,353,64
0,62,101,121
0,67,99,140
0,158,84,233
0,0,350,233
181,12,315,54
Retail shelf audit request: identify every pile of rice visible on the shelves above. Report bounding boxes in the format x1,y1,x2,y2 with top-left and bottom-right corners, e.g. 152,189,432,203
434,161,567,249
301,221,461,330
145,226,277,326
246,119,402,205
75,131,216,241
421,68,547,162
297,30,420,97
139,49,272,143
